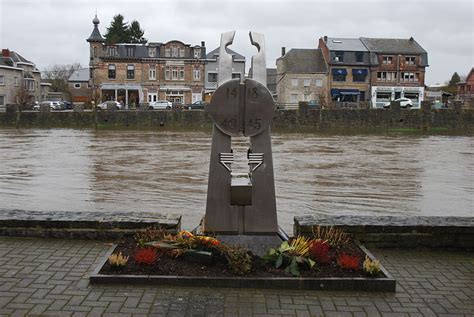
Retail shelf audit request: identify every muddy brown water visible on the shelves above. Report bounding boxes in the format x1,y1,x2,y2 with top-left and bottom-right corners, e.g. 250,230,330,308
0,129,472,233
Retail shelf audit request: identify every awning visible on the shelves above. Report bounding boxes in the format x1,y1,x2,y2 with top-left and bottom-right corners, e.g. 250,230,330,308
352,69,368,75
101,83,142,90
340,91,359,95
332,68,347,75
332,88,359,96
159,87,191,91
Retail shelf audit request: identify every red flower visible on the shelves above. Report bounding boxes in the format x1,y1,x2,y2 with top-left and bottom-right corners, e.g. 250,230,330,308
337,253,360,270
309,239,331,263
134,248,158,265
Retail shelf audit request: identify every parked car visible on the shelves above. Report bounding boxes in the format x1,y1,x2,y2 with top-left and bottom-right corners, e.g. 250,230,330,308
383,98,413,109
34,101,62,111
148,100,172,110
186,101,208,110
61,101,73,110
431,100,448,109
97,101,122,110
308,100,321,109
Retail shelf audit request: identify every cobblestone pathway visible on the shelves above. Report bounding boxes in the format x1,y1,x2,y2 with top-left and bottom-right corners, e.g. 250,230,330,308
0,237,472,317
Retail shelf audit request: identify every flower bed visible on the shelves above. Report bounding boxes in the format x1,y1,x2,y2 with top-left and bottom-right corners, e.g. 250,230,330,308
90,227,395,292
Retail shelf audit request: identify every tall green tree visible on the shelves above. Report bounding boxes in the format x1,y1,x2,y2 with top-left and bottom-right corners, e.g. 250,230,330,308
105,14,129,44
128,20,147,43
448,72,461,86
104,14,148,44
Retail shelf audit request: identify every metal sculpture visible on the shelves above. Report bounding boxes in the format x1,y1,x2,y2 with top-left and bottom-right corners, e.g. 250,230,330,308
204,31,279,236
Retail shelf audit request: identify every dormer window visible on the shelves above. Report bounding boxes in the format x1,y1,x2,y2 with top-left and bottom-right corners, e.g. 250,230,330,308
171,45,178,57
107,46,117,57
382,56,393,64
405,56,416,65
355,52,363,63
179,48,185,58
148,47,156,57
194,49,201,59
334,51,344,62
126,46,135,57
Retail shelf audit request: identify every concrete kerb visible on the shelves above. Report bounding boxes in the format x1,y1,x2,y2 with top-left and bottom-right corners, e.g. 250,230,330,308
294,214,474,249
0,209,181,240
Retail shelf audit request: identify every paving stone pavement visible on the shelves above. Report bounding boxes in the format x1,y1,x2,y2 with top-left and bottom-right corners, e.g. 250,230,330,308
0,236,472,317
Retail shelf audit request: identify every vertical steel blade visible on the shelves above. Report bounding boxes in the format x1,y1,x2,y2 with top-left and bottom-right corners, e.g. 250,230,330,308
218,31,236,86
249,31,267,86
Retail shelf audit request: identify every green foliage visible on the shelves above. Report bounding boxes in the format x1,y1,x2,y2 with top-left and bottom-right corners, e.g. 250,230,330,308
128,20,147,43
263,241,315,277
448,72,461,86
105,14,147,44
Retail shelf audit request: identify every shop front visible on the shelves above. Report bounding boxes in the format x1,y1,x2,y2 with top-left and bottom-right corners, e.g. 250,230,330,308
371,86,424,108
159,86,202,105
330,88,366,108
100,84,143,109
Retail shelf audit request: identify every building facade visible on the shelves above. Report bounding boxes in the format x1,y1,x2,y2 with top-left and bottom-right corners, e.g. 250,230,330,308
68,68,91,104
276,48,328,106
0,49,46,110
457,68,474,103
318,37,371,107
266,68,277,100
87,15,206,107
361,37,428,108
204,47,245,101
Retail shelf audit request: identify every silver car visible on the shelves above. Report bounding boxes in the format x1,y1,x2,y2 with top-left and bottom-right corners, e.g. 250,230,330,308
34,101,62,111
97,101,122,110
149,100,172,110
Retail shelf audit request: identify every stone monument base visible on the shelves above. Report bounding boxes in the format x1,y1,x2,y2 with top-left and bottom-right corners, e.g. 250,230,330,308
217,231,287,256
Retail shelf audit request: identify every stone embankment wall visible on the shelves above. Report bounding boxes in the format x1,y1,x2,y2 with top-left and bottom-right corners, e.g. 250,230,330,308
1,101,473,132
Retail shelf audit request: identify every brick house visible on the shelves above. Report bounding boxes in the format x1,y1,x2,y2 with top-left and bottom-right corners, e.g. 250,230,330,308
68,68,90,105
457,68,474,103
360,37,428,108
0,49,49,110
318,37,371,107
87,15,206,107
276,48,328,106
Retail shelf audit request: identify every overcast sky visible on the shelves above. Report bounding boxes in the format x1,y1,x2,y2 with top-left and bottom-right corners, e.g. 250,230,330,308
0,0,472,85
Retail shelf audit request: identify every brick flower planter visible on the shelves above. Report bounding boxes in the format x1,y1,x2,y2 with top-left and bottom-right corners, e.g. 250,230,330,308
90,243,396,292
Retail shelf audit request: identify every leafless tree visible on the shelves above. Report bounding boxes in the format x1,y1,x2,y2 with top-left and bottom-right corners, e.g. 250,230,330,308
42,63,82,93
13,84,31,128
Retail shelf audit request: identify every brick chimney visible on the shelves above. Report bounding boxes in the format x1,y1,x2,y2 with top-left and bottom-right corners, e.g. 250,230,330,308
324,36,328,43
2,49,10,57
281,47,286,57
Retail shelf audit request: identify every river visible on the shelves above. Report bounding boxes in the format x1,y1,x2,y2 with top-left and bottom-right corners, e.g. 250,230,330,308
0,129,472,233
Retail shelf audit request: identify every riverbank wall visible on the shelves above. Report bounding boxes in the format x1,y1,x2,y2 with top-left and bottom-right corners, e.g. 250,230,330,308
1,102,473,133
